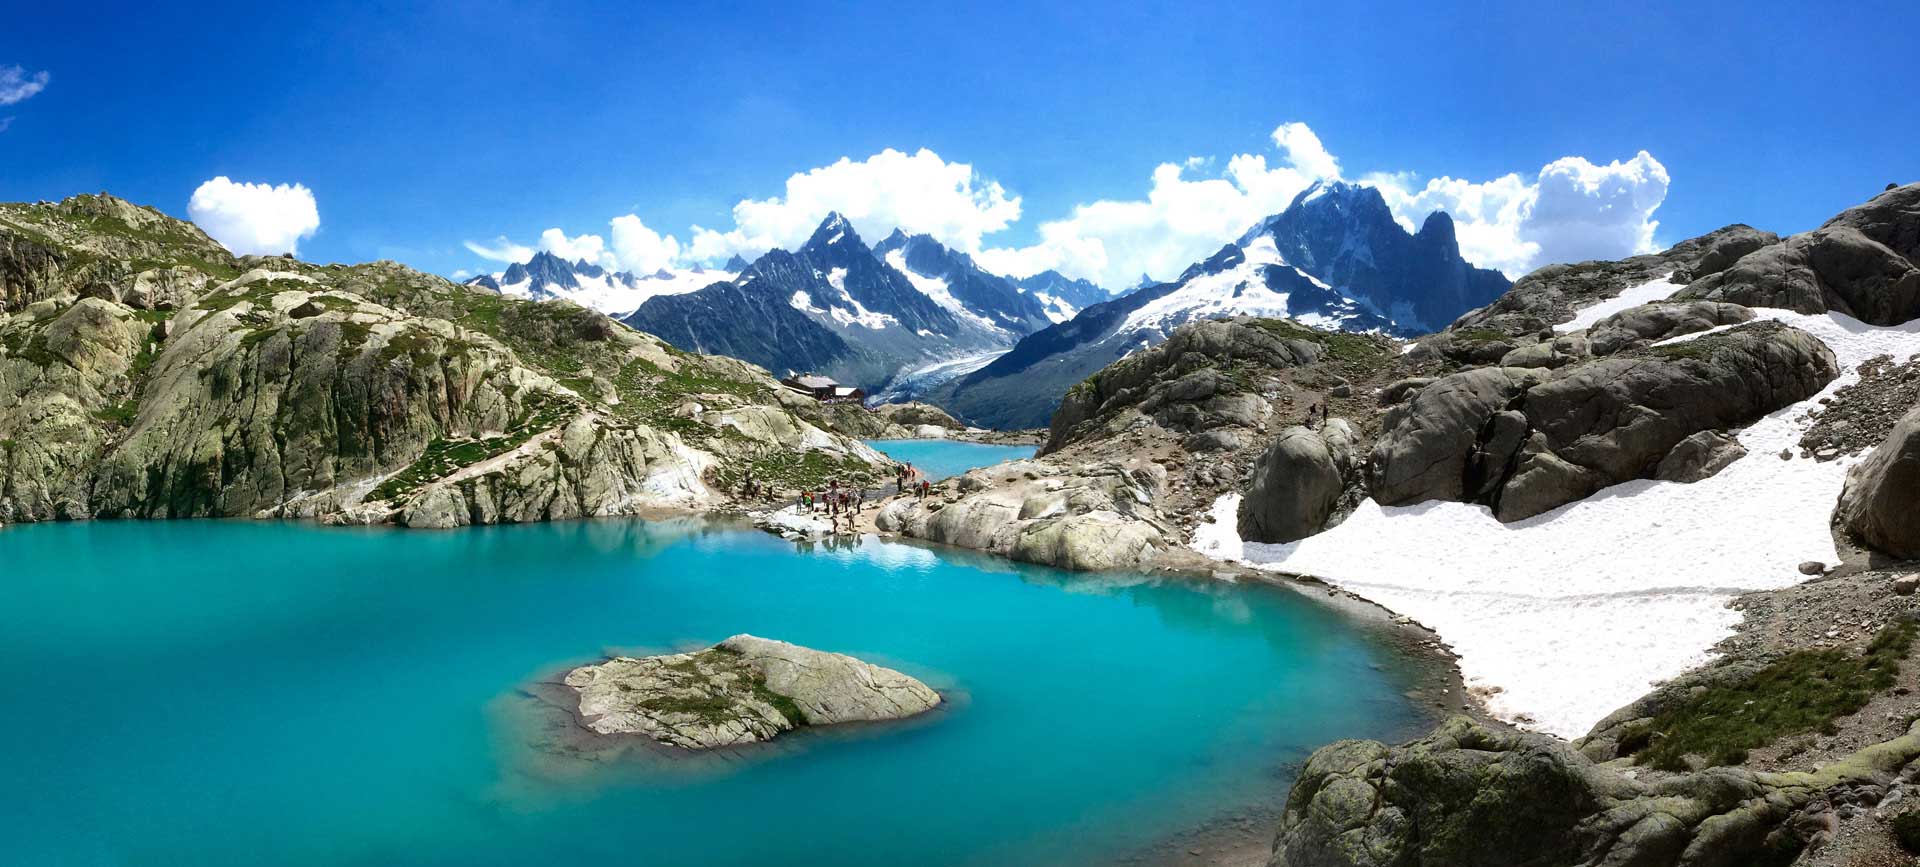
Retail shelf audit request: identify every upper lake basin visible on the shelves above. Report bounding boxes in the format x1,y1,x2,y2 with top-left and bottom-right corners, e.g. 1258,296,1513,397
0,443,1435,866
860,438,1036,479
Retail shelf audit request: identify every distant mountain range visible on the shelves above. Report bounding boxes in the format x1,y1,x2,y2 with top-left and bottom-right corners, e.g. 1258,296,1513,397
464,181,1507,427
924,181,1512,428
465,252,733,319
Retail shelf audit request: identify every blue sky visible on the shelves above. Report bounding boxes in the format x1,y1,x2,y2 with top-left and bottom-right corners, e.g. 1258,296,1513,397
2,0,1915,286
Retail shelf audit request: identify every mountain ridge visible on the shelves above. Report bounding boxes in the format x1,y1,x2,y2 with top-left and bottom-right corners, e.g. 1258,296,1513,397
924,181,1512,428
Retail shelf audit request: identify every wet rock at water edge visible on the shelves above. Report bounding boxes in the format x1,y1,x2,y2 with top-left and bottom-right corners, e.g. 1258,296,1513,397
562,635,941,750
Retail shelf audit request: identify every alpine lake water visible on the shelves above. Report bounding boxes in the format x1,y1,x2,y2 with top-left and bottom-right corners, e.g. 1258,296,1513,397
860,438,1037,479
0,440,1439,866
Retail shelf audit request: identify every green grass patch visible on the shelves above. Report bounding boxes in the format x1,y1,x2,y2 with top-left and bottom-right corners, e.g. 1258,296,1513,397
1650,321,1784,363
1630,618,1918,770
1447,327,1514,346
1245,317,1396,365
6,330,63,368
196,278,309,314
752,679,809,727
238,327,281,350
92,398,140,427
637,691,740,726
718,447,877,494
365,394,573,502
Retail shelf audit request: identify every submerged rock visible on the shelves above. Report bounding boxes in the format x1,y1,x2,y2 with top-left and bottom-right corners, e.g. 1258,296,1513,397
563,635,941,750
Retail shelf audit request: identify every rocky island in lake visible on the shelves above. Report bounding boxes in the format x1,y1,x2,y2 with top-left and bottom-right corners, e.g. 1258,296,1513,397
563,635,942,750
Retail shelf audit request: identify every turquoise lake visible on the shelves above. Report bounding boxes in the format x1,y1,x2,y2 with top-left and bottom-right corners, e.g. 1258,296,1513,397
862,438,1037,479
0,517,1433,866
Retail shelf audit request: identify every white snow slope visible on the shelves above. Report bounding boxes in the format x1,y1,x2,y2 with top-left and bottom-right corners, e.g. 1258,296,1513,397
1554,273,1681,333
1117,236,1368,337
884,250,1008,334
1194,289,1920,738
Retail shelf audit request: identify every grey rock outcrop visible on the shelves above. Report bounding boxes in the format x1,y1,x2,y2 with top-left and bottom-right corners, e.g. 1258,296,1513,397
1587,300,1756,356
1046,318,1346,454
1371,322,1837,521
1835,406,1920,559
1431,224,1778,353
1270,716,1920,867
1367,366,1547,507
875,458,1171,571
1238,419,1361,543
1677,183,1920,325
1499,334,1588,369
0,194,890,526
564,635,941,750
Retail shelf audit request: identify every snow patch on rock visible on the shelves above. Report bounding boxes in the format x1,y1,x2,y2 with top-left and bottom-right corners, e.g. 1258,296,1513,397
1554,273,1680,333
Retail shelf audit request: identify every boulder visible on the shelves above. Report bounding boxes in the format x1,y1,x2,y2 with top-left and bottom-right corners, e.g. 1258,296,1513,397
1009,512,1165,571
876,459,1169,571
1367,367,1545,506
564,635,940,750
1654,429,1748,483
1370,322,1837,520
1377,376,1434,406
1238,419,1359,543
1836,406,1920,558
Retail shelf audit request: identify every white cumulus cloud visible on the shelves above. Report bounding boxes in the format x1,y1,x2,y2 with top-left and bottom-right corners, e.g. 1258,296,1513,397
466,215,686,275
975,123,1341,287
609,215,683,274
187,177,321,256
1270,121,1340,180
537,227,609,267
687,147,1020,262
1365,151,1670,277
0,65,49,106
462,121,1669,290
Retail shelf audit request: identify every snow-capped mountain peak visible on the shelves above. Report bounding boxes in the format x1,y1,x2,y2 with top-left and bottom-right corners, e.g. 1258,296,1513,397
804,211,860,251
1012,270,1112,323
1238,180,1508,332
1118,235,1392,338
870,229,1056,335
928,186,1512,429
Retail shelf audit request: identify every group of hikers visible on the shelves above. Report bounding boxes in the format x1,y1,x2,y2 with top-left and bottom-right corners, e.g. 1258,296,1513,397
737,459,941,535
894,463,933,499
734,460,941,535
800,480,864,517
